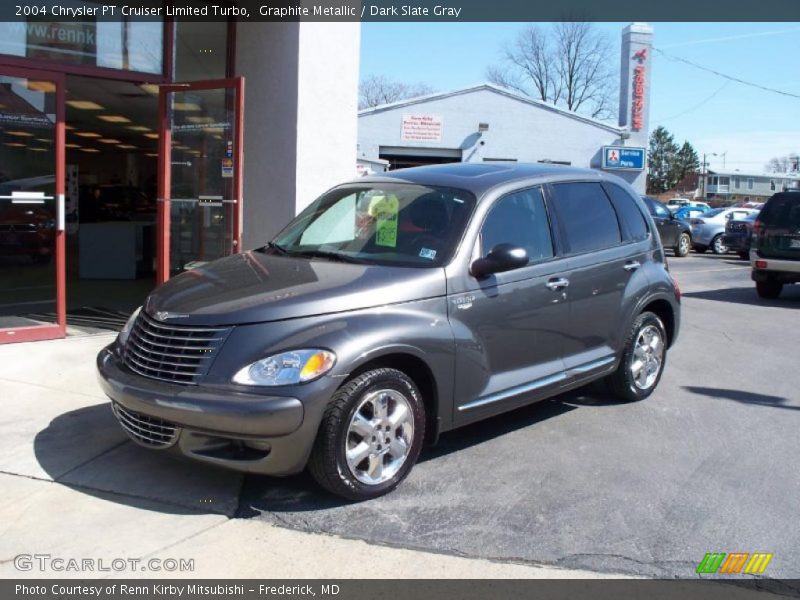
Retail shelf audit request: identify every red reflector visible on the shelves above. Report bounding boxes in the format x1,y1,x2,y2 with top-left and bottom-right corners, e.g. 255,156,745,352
755,260,768,269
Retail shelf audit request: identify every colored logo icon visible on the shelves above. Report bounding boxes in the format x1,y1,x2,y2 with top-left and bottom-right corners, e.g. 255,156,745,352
696,552,773,575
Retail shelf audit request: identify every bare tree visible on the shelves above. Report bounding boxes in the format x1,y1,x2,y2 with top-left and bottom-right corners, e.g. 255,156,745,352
486,23,616,121
359,75,435,109
766,153,800,173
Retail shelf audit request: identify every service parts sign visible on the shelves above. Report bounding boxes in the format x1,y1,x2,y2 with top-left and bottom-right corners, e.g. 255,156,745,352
602,146,646,171
401,115,443,142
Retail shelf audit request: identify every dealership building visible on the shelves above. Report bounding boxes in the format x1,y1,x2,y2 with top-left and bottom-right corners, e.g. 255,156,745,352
0,19,360,343
0,18,653,345
359,23,654,196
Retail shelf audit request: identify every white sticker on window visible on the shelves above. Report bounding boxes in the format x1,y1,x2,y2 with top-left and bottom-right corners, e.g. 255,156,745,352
419,248,437,260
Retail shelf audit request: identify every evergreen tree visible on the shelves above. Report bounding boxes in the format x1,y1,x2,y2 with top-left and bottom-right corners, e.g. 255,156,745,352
647,126,679,194
672,141,700,184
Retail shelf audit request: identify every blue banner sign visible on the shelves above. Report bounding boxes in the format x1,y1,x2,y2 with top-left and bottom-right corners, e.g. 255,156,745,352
602,146,646,171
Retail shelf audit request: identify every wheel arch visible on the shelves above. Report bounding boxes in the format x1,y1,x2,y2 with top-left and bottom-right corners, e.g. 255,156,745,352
640,298,676,348
346,350,442,445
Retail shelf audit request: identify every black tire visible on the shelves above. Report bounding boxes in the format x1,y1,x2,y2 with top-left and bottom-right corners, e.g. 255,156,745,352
605,312,667,403
673,233,691,257
756,280,783,299
693,245,707,254
710,234,728,255
308,368,425,501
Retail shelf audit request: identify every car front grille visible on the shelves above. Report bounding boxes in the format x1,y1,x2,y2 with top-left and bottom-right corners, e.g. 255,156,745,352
123,310,231,385
112,403,179,448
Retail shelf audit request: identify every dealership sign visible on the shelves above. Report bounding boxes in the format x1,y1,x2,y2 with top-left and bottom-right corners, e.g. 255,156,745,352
602,146,646,171
631,48,647,131
401,114,442,142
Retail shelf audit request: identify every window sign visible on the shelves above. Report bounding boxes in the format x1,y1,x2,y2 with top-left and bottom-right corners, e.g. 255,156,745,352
0,2,163,74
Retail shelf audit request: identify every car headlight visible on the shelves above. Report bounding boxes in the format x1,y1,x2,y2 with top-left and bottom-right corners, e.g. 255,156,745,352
117,306,141,348
232,349,336,386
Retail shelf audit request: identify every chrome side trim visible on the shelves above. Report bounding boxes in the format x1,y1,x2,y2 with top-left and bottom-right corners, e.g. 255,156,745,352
566,356,616,377
458,372,567,412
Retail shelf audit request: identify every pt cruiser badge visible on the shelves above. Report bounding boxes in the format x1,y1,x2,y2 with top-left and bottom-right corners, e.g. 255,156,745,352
98,163,680,500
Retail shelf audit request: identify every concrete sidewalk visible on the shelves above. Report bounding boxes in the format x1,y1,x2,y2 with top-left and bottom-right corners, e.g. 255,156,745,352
0,334,620,579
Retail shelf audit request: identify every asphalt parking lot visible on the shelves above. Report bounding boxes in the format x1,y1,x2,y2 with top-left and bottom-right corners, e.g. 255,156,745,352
11,253,800,580
235,253,800,578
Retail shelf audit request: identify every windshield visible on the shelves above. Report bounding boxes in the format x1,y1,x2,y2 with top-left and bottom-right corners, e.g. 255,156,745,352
271,183,476,267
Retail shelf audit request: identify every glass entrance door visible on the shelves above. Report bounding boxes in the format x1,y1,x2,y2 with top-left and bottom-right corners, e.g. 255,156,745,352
0,66,65,343
156,78,244,283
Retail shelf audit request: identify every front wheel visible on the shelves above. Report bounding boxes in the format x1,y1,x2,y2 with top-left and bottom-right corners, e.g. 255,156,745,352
711,234,728,255
606,312,667,402
308,368,425,501
674,233,691,257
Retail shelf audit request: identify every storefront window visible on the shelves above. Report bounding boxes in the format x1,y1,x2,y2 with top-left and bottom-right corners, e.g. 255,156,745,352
0,4,163,74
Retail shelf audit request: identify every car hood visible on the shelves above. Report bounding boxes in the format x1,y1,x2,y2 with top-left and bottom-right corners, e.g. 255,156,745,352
144,250,447,326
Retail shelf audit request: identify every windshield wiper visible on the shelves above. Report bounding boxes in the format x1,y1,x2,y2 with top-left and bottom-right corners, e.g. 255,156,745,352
259,241,289,254
288,249,367,264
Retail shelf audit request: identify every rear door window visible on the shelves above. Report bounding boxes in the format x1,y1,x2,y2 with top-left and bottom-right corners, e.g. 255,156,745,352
550,182,622,254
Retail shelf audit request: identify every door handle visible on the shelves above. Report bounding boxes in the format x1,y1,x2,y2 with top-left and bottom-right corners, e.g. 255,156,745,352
546,277,570,291
624,261,641,272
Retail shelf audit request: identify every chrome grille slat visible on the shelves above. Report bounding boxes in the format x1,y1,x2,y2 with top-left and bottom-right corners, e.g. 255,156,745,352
122,310,231,385
112,403,179,448
138,313,227,332
125,345,205,370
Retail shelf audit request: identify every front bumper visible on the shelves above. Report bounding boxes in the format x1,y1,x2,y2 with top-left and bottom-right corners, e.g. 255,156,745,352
96,345,322,475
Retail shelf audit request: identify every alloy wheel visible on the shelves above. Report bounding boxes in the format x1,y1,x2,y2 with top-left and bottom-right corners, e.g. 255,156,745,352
345,389,414,485
630,325,664,390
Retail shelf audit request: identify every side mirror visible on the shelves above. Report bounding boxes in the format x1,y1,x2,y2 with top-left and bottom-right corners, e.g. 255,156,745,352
470,243,528,278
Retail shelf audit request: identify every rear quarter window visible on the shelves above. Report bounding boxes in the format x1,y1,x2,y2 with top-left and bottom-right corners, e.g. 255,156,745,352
761,194,800,227
550,182,622,254
605,184,649,241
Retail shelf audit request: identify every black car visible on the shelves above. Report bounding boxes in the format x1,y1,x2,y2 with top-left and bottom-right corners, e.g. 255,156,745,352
751,191,800,299
97,163,681,500
642,196,692,257
723,212,759,260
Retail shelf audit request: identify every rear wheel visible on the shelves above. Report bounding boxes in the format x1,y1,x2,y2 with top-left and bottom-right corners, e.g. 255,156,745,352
711,234,728,255
674,233,691,257
308,368,425,501
606,312,667,402
756,280,783,299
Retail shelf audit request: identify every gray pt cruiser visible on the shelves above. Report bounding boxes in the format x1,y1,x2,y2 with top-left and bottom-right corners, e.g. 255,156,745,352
97,163,681,500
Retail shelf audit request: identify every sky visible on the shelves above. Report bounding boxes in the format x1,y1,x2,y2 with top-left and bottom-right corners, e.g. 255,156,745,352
359,22,800,174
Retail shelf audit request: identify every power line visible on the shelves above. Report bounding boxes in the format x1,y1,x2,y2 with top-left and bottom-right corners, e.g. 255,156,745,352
653,47,800,100
653,80,730,123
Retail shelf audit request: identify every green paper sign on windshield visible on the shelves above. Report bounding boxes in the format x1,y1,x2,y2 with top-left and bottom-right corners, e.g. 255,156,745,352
369,194,399,247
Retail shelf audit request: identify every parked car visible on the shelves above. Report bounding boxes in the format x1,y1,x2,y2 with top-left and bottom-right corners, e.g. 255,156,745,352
666,198,692,213
0,204,55,264
642,196,693,257
690,207,759,254
723,212,760,259
673,205,709,221
750,191,800,298
97,163,681,500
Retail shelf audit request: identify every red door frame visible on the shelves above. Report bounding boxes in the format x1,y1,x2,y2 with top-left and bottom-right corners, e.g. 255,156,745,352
156,77,245,284
0,63,66,344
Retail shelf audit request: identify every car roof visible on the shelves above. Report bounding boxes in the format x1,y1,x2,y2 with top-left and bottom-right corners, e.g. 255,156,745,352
355,162,615,199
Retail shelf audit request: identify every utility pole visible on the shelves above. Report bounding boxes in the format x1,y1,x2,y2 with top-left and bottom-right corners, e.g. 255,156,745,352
701,152,718,201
